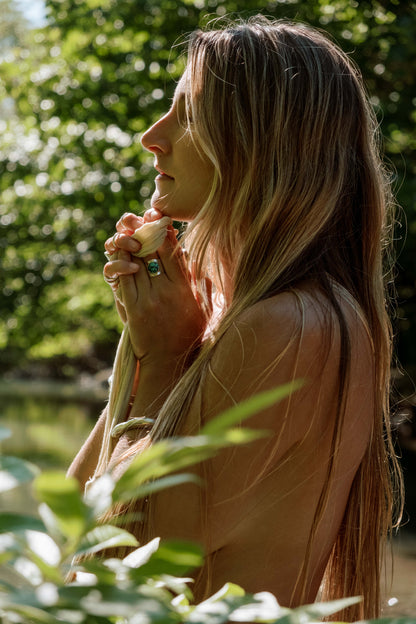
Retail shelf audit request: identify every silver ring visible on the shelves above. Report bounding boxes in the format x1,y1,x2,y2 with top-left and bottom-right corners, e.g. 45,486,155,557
104,274,120,285
147,259,161,277
119,212,129,227
112,233,118,247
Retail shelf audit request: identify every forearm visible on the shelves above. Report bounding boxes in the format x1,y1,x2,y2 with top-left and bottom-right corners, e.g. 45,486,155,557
66,407,107,489
127,360,187,422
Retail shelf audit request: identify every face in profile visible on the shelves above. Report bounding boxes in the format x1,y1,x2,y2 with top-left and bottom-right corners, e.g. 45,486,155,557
141,73,214,222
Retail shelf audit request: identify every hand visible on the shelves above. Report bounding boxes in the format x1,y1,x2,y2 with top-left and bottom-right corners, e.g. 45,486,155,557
103,210,162,322
119,226,207,368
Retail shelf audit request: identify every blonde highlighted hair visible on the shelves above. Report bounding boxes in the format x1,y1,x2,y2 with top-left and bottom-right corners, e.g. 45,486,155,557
99,16,401,621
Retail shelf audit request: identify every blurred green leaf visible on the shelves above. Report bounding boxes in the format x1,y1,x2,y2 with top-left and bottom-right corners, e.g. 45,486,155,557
76,524,139,556
74,556,116,585
0,513,45,534
293,596,362,619
0,425,11,441
184,582,256,624
360,619,416,624
126,538,203,579
111,386,280,504
34,472,91,540
112,428,265,505
0,598,60,624
37,502,66,545
25,549,63,585
225,589,288,622
0,455,40,492
122,536,160,568
59,582,179,621
201,381,303,435
114,471,201,504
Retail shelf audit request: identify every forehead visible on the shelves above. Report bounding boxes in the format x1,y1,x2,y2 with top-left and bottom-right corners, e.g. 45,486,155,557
173,71,189,102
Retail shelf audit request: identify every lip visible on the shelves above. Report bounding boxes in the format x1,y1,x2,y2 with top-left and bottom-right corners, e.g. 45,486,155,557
155,165,174,180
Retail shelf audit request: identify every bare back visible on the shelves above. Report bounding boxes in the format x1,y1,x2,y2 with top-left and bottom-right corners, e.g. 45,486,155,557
113,284,375,605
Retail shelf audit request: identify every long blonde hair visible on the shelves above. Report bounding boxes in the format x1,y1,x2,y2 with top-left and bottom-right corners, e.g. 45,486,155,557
102,17,401,620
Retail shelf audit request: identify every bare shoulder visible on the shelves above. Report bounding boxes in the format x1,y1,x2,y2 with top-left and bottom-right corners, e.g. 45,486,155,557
213,283,372,370
204,283,373,438
210,286,338,389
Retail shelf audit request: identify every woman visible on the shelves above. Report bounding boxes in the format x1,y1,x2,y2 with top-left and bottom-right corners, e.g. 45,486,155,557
68,16,401,620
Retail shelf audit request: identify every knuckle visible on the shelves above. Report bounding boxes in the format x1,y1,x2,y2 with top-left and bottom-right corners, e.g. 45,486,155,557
147,299,159,314
117,212,142,232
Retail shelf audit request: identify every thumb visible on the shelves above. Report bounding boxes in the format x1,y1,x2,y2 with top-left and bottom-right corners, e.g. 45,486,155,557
143,207,164,222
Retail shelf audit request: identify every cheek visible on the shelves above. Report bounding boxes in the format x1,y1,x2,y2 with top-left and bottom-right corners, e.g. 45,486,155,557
188,169,213,207
192,155,214,195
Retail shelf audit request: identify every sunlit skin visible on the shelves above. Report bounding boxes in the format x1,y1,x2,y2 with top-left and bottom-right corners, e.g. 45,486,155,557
71,72,374,608
141,74,215,222
73,119,374,607
101,73,214,287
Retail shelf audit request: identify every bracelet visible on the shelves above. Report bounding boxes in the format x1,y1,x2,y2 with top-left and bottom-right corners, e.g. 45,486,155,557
111,416,156,439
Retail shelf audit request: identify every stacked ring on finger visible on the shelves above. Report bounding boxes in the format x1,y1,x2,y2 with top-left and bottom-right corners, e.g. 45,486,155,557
104,274,120,286
119,212,129,228
104,233,119,262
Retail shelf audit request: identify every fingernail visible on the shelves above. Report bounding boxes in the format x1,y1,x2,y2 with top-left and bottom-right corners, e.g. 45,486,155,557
128,262,139,271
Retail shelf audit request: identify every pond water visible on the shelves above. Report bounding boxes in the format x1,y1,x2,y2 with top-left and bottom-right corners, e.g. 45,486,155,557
1,390,415,616
384,536,416,617
0,394,100,470
0,391,102,513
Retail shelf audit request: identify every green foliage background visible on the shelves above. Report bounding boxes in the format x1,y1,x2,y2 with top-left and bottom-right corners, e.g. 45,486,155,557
0,0,415,389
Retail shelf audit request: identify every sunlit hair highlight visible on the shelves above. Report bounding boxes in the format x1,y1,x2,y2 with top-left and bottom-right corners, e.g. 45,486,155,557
99,16,401,621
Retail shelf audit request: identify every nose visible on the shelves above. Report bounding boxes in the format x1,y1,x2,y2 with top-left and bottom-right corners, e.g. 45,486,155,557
141,113,171,154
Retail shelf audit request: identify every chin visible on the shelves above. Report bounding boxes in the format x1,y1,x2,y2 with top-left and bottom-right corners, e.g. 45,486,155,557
150,192,168,214
151,196,194,222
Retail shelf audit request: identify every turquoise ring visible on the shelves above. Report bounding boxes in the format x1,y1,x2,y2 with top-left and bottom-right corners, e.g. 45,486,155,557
147,258,161,277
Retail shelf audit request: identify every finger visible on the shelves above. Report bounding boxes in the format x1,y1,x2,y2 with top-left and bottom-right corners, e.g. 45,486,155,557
105,232,142,256
156,233,188,283
116,212,143,233
104,233,118,258
143,207,164,223
138,225,177,279
103,258,140,281
119,252,151,307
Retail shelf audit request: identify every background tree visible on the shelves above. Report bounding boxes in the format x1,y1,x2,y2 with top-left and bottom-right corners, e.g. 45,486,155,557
0,0,415,393
0,0,29,50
